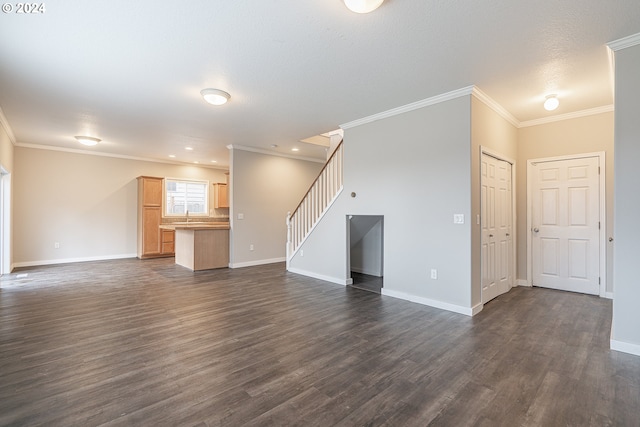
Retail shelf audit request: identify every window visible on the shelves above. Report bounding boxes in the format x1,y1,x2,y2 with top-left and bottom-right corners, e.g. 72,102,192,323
165,178,209,216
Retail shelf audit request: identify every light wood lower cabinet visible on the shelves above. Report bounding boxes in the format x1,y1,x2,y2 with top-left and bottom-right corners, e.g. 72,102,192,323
161,229,175,255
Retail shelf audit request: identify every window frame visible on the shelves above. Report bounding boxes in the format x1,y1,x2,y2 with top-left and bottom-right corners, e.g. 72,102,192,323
163,177,210,217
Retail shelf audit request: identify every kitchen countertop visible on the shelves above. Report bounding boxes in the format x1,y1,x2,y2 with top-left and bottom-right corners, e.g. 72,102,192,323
160,222,230,231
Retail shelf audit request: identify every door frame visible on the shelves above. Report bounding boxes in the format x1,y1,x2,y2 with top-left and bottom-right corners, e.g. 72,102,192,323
526,152,606,296
480,146,516,302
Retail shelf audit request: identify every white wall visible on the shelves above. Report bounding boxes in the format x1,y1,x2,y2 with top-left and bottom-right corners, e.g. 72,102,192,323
611,42,640,355
290,96,474,313
229,148,323,267
14,146,228,266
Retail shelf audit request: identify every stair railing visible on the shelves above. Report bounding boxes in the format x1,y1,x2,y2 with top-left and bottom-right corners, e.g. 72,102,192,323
286,141,344,268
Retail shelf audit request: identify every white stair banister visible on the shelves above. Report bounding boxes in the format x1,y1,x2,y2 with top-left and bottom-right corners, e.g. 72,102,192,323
286,141,343,265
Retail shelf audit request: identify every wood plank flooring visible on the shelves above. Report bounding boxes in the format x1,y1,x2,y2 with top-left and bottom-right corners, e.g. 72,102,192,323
1,258,639,426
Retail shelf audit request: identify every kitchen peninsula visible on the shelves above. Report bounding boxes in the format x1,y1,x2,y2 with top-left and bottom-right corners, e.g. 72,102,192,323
159,223,230,271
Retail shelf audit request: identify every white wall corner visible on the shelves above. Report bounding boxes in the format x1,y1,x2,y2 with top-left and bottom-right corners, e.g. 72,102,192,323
515,279,530,287
471,87,520,127
604,292,614,300
381,289,477,317
0,107,17,145
610,339,640,357
287,267,349,286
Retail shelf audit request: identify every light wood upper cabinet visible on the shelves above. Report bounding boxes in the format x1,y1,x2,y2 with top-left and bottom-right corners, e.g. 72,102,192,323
213,183,229,208
137,176,174,259
141,177,162,207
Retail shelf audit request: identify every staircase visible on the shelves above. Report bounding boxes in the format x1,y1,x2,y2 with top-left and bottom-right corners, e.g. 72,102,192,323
286,141,344,268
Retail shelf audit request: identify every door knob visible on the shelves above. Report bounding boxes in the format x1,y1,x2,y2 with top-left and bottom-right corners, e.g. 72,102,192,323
533,227,539,233
506,233,510,237
489,234,494,237
609,237,614,242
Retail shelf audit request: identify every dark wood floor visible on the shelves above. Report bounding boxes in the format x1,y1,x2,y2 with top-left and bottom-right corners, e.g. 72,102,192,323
349,272,383,294
1,259,639,426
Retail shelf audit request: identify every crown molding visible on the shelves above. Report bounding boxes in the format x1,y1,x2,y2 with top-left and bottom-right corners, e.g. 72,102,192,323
340,85,475,130
470,87,520,127
0,107,17,145
226,144,325,163
15,142,229,170
607,33,640,51
518,105,614,128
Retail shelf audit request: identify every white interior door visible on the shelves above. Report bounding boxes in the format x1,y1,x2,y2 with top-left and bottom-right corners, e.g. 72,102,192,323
531,157,600,295
481,153,513,304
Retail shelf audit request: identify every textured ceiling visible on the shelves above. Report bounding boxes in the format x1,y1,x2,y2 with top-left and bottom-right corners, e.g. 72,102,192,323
1,0,639,168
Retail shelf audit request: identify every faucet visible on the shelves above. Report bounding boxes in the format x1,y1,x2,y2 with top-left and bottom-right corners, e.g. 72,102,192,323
186,209,190,223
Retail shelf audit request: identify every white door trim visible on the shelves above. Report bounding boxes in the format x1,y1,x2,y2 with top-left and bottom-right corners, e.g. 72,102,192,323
480,146,516,300
526,152,606,296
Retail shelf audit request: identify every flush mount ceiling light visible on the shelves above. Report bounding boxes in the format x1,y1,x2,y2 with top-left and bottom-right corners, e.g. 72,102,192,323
200,88,230,106
544,94,559,111
344,0,384,13
74,136,100,146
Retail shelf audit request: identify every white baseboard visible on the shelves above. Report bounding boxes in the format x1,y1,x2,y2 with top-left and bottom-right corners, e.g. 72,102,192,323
610,339,640,357
381,289,477,317
515,279,530,287
604,292,614,299
287,267,349,286
12,253,137,268
229,257,285,269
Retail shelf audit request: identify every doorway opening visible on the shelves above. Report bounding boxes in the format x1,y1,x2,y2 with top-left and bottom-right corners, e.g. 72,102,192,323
0,167,11,276
347,215,383,294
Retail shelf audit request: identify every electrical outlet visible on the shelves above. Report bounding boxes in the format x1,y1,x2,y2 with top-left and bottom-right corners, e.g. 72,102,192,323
249,244,254,251
237,213,244,220
453,214,464,224
430,269,438,279
54,242,60,249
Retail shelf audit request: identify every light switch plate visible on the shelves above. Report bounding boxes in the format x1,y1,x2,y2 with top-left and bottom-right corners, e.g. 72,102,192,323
237,213,244,220
453,214,464,224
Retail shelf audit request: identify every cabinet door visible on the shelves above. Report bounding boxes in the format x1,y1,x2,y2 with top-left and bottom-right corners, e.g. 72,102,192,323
142,177,163,206
214,183,229,208
142,206,162,255
161,230,175,255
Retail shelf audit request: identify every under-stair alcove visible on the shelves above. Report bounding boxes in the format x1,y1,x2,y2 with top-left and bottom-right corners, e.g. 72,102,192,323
347,215,384,294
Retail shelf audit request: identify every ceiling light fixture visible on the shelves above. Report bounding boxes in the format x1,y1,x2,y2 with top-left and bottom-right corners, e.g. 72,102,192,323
185,147,193,151
544,94,559,111
169,154,176,158
75,136,101,146
200,88,230,106
344,0,384,13
291,148,300,152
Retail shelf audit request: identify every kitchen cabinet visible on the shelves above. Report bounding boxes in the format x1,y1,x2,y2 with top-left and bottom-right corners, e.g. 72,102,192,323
161,229,175,255
137,176,174,258
213,183,228,208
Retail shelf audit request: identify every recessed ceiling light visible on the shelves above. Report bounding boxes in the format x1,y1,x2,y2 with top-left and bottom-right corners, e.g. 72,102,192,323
200,88,230,106
169,154,176,158
74,136,100,146
344,0,384,13
291,148,300,152
544,94,559,111
271,144,278,148
211,160,217,163
185,147,193,151
194,161,199,164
